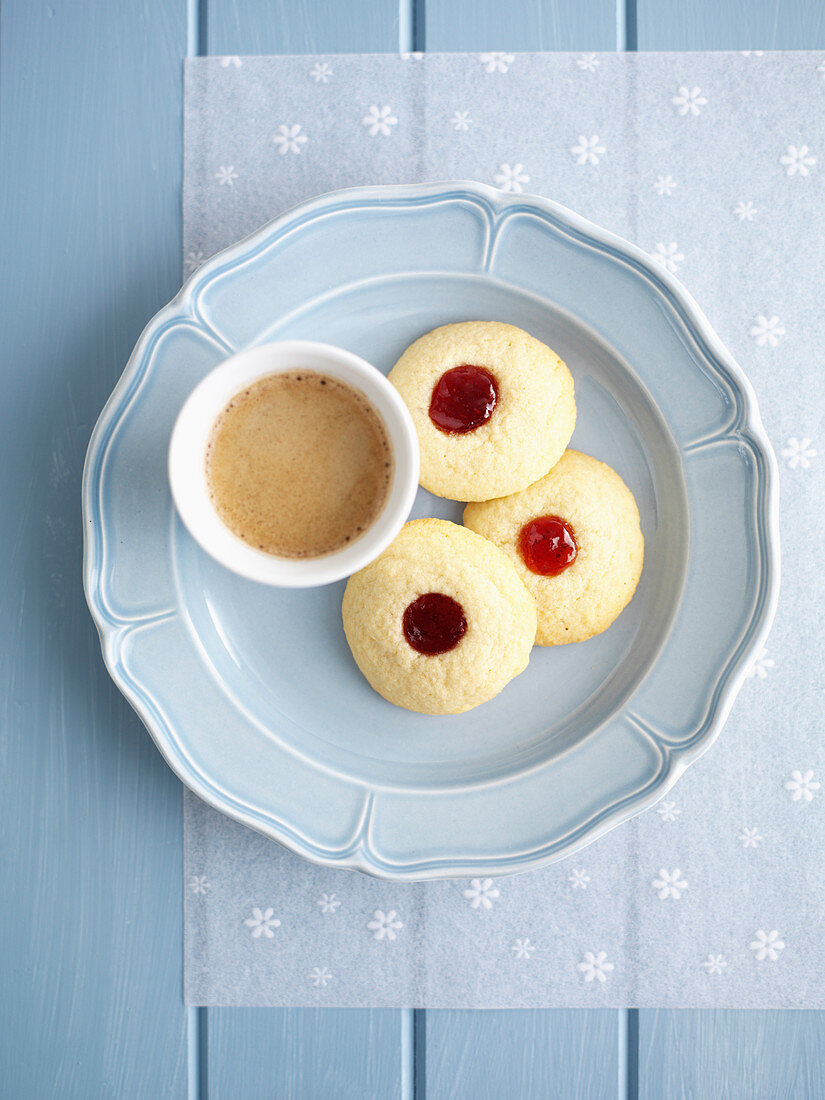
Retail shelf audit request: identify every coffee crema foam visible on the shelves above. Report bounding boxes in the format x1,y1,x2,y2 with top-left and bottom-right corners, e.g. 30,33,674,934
205,371,393,559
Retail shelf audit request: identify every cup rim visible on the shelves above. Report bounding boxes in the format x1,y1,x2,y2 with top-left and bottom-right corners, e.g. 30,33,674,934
168,341,420,587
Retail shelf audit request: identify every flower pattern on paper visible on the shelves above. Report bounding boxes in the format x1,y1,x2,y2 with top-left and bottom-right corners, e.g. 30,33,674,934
512,938,535,959
451,111,472,131
733,200,757,220
214,165,238,186
577,53,600,72
749,315,785,347
184,250,205,274
219,56,242,68
781,438,817,469
750,930,785,961
657,802,680,822
740,827,763,848
244,907,281,938
493,163,529,192
362,105,398,136
188,875,210,894
571,135,605,165
569,869,590,890
309,62,332,83
463,878,500,909
653,174,677,195
651,242,684,273
746,648,775,679
309,966,333,986
652,869,688,899
781,145,816,176
702,954,728,973
578,951,614,982
673,86,707,116
317,892,341,914
479,52,514,74
273,124,307,154
784,770,820,802
367,909,403,941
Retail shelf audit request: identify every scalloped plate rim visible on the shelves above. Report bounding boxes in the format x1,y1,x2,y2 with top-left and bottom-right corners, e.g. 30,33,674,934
82,180,780,880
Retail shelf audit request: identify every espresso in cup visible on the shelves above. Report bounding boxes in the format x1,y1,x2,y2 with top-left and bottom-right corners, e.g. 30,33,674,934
205,371,393,559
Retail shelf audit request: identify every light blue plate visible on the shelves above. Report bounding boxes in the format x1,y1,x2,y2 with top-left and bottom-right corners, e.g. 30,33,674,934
83,182,779,880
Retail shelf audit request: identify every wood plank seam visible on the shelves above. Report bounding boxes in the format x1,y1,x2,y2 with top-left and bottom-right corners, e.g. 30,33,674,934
617,0,638,50
618,0,638,1092
414,1009,427,1100
186,2,209,1097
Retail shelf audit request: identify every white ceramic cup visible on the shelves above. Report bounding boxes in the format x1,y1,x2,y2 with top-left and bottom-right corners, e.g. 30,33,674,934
168,341,419,587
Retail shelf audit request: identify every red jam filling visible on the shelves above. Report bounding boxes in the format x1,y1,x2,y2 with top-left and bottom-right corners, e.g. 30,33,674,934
428,365,498,434
402,593,467,655
519,516,578,576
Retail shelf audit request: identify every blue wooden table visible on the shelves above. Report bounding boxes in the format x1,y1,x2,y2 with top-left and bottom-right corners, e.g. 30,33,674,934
3,1,825,1096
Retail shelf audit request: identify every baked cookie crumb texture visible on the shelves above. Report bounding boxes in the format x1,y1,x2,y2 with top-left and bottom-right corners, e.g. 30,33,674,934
341,518,538,714
388,321,576,501
464,450,644,646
